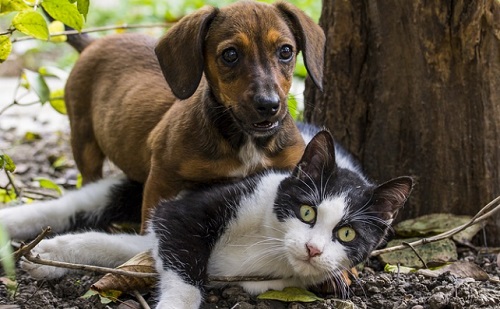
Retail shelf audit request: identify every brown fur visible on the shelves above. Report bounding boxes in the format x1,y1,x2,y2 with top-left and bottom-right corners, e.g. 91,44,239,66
64,1,325,231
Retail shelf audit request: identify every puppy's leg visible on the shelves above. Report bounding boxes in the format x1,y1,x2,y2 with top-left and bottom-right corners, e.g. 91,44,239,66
0,177,125,240
21,231,153,279
140,169,181,233
70,120,105,184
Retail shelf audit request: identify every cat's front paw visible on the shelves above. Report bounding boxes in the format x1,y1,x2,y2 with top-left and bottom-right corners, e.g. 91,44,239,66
20,237,72,279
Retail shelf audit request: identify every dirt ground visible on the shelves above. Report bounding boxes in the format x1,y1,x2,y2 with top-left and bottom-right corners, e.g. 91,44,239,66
1,128,500,309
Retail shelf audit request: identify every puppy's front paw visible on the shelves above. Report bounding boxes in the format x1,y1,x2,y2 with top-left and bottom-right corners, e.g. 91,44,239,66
20,238,72,279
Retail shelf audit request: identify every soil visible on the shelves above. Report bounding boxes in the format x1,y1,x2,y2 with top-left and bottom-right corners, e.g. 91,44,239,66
1,127,500,309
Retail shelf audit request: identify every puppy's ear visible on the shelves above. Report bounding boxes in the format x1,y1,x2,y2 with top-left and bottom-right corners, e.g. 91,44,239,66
155,6,218,100
275,2,325,91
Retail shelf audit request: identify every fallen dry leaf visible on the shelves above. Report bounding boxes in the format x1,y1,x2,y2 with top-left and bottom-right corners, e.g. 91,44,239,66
417,261,490,281
91,250,156,294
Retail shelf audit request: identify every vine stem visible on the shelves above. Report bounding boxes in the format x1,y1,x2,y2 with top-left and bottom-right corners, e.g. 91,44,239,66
11,22,175,43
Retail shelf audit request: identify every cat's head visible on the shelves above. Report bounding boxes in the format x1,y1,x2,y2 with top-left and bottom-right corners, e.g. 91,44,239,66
274,130,413,286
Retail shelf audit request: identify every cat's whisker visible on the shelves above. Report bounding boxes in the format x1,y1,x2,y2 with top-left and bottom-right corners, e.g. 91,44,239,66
261,224,286,235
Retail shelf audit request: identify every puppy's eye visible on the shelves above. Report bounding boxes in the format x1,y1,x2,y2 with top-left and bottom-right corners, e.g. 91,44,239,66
278,45,294,62
337,227,356,242
299,205,316,223
222,48,238,65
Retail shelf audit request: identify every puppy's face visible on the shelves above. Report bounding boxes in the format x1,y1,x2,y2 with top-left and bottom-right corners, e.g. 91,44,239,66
203,2,298,137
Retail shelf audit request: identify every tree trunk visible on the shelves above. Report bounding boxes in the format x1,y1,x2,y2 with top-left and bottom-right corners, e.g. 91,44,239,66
304,0,500,245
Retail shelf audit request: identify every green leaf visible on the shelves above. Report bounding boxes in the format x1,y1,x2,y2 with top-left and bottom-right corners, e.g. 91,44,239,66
42,0,84,31
23,131,42,142
77,0,89,20
23,69,50,104
257,287,323,303
12,10,49,40
384,263,416,274
0,35,11,63
0,0,30,14
34,177,64,196
51,154,68,169
81,288,120,304
0,154,16,173
49,88,67,114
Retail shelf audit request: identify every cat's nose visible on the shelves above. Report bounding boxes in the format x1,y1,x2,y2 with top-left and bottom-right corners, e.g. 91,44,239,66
306,243,322,258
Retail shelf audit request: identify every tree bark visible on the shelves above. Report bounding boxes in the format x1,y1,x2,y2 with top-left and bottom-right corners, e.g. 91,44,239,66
305,0,500,245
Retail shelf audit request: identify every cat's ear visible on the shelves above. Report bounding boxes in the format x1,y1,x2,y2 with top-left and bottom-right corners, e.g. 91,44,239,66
371,176,414,223
293,130,337,181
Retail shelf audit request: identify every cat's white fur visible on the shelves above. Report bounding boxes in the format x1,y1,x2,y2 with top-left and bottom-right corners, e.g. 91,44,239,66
0,177,124,239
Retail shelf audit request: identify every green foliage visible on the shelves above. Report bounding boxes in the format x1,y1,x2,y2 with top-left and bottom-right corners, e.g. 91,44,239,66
0,153,16,173
23,68,51,104
0,34,11,62
34,177,64,196
12,10,49,40
0,154,17,204
0,0,88,62
42,0,84,31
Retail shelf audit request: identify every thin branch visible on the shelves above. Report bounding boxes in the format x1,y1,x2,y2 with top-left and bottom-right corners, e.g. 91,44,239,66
402,241,428,268
209,275,279,282
132,290,151,309
4,169,20,197
11,22,175,43
13,227,52,261
371,195,500,256
0,29,14,36
23,253,157,278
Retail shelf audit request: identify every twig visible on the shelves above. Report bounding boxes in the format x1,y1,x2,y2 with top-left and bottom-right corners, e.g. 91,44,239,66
11,23,175,43
23,252,281,282
4,169,20,197
209,275,279,282
371,195,500,256
23,253,157,278
402,242,428,268
132,290,151,309
13,227,52,261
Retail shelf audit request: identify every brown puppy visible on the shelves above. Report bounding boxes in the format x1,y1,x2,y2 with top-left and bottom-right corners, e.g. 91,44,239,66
64,1,325,231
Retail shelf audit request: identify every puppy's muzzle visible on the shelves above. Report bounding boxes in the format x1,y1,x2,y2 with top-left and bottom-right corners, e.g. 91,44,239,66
254,93,280,117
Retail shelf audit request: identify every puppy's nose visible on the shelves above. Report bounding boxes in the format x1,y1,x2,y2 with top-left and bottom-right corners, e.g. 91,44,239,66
254,94,280,117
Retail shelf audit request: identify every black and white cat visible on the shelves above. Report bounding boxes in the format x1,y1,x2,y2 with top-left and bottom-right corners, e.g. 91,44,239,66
1,128,413,308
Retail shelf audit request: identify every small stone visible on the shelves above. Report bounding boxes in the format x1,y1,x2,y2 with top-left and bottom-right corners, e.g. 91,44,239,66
206,294,219,303
411,306,424,309
428,292,449,309
222,286,244,298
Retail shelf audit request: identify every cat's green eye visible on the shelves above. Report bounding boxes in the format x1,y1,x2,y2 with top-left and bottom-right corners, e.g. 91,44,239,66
300,205,316,223
338,227,356,242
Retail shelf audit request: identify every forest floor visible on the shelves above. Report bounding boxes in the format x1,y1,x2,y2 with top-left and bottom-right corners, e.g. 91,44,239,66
0,115,499,309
